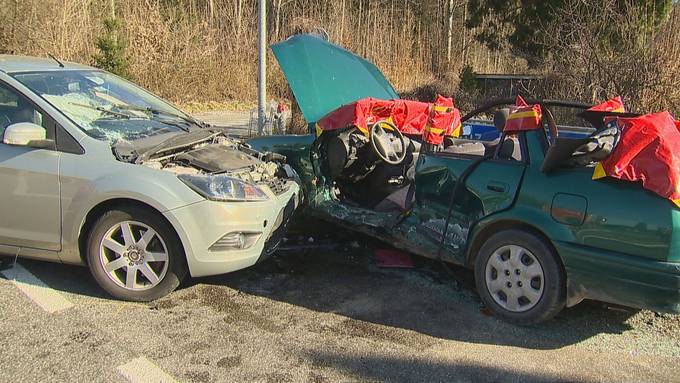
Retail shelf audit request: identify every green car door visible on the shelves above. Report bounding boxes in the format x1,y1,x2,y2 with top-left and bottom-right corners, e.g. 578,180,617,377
413,136,527,264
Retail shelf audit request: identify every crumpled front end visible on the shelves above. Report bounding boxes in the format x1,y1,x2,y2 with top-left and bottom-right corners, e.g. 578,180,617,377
165,179,300,278
128,131,303,277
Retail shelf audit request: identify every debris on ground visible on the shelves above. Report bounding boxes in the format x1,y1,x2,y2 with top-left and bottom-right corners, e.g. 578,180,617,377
374,249,414,268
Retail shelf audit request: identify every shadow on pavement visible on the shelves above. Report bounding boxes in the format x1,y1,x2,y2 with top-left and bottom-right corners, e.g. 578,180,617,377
194,224,638,351
1,258,111,300
301,350,589,383
4,221,638,351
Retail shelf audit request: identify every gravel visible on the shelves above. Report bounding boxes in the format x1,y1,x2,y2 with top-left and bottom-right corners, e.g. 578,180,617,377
1,235,679,382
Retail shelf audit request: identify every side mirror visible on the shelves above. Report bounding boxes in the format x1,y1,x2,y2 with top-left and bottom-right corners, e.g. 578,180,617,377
2,122,54,149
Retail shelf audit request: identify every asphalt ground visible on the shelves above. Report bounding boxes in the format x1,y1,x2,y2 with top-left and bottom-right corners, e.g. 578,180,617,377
1,226,680,383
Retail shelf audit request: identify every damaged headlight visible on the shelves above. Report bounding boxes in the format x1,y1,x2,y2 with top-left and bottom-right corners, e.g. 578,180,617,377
178,174,269,202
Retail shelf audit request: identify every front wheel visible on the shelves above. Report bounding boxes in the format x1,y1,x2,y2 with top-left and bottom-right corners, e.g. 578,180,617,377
474,229,566,324
86,207,187,301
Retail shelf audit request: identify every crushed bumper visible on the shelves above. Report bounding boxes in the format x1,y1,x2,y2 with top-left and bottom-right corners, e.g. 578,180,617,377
164,181,300,278
259,196,297,262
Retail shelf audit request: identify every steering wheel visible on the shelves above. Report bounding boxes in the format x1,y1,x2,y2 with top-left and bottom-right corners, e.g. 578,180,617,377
369,120,407,165
543,107,559,145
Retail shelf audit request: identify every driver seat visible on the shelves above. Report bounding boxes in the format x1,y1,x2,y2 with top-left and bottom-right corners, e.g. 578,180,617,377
485,108,522,161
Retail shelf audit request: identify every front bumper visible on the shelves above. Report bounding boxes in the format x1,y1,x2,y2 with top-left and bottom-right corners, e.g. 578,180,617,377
559,242,680,313
164,180,300,277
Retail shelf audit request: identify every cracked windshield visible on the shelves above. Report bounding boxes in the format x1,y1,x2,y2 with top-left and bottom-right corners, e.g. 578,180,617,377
12,70,192,142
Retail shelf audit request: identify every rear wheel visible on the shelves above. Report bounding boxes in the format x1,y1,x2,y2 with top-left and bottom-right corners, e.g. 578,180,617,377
474,229,566,324
86,207,187,301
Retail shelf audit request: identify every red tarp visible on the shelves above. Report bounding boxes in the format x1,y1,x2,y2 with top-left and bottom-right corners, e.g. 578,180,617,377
374,248,414,268
316,96,462,145
504,96,542,133
588,96,627,113
593,111,680,207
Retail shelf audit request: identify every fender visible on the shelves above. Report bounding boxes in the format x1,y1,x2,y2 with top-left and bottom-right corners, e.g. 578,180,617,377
59,155,203,264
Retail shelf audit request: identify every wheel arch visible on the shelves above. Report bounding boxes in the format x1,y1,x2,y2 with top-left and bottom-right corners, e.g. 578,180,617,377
77,198,184,266
465,218,585,307
465,219,563,271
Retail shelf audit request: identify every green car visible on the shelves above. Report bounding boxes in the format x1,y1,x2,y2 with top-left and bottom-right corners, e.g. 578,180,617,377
248,35,680,324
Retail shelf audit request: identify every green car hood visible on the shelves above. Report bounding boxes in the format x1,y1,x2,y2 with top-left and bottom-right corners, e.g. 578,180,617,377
271,34,399,124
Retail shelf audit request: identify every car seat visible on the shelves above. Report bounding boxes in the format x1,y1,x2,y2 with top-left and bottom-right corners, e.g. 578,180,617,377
443,139,487,156
0,113,10,129
0,98,39,137
486,108,522,161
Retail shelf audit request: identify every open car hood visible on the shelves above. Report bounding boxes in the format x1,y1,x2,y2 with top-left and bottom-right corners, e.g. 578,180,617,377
272,34,399,124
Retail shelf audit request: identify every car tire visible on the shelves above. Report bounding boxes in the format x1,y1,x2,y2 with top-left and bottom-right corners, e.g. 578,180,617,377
86,207,187,301
474,229,566,324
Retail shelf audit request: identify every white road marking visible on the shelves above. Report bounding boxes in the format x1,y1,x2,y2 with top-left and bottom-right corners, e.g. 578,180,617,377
117,357,177,383
0,263,74,313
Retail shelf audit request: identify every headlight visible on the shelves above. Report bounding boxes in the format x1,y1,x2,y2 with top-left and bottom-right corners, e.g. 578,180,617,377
178,174,269,202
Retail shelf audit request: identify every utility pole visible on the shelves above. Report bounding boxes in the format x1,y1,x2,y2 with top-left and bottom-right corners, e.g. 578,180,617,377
257,0,267,135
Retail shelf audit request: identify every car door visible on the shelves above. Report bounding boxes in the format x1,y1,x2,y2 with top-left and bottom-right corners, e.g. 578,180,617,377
413,134,527,263
0,81,61,252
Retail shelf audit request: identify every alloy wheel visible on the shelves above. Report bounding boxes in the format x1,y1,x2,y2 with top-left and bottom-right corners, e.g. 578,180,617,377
98,220,169,291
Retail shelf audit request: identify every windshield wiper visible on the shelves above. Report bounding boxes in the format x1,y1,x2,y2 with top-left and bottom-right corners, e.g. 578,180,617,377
114,104,205,129
68,102,130,119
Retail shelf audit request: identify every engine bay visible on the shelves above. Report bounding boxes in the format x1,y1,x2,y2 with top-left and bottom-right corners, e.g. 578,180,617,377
113,130,294,195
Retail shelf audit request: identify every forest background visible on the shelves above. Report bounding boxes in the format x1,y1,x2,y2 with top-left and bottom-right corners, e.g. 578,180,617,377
1,0,678,123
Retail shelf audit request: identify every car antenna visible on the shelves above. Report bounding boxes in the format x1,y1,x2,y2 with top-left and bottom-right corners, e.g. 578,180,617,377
47,53,65,68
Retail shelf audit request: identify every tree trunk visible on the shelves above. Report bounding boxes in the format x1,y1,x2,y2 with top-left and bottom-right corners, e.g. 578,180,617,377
274,0,282,40
236,0,243,45
446,0,454,62
461,1,468,65
208,0,214,22
340,0,346,43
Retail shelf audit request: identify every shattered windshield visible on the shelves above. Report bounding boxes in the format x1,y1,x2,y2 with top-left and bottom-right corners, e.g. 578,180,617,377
12,70,194,142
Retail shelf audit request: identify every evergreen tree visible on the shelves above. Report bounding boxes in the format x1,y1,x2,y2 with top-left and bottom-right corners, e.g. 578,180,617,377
93,17,128,77
466,0,673,65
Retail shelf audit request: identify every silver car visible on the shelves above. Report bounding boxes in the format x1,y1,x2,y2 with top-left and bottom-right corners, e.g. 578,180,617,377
0,55,300,301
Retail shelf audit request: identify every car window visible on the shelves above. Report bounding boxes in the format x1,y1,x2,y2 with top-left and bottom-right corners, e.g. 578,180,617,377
0,82,44,139
12,70,193,143
542,105,595,142
443,105,524,162
443,131,524,162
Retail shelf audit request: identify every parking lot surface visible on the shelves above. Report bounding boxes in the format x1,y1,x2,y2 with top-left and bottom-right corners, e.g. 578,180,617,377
1,233,680,383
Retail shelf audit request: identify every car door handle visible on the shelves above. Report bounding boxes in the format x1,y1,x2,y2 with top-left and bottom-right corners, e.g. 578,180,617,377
486,181,508,193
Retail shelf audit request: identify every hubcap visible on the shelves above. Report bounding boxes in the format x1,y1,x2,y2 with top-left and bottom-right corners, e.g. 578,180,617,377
484,245,544,313
98,221,169,291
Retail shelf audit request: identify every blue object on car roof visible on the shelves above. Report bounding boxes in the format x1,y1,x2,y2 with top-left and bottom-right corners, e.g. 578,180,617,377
463,121,591,141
